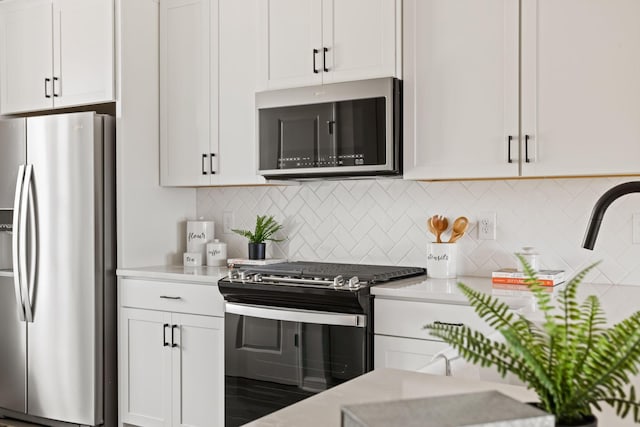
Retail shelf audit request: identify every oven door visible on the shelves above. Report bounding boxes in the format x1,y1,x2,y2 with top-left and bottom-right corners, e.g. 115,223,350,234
224,303,367,427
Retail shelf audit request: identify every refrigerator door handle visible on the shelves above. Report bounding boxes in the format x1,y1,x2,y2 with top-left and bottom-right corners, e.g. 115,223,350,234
24,165,36,323
12,165,26,322
18,165,33,322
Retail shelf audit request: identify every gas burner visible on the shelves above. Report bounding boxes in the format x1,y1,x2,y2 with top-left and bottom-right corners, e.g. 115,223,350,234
228,270,362,290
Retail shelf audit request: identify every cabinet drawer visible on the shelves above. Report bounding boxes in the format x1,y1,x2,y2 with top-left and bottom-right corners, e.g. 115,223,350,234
374,335,448,371
120,278,224,317
374,298,493,341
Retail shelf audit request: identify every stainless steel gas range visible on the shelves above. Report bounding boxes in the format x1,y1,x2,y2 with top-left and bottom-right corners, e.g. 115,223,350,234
218,261,426,426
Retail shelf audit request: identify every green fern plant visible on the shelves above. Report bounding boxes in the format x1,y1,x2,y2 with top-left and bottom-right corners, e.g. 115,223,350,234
425,256,640,425
231,214,285,244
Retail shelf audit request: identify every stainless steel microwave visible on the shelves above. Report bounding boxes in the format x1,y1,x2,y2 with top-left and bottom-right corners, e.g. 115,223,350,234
256,78,401,179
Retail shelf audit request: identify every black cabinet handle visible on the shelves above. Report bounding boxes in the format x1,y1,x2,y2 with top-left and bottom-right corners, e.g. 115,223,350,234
171,325,179,348
159,295,181,300
433,321,464,327
210,153,216,175
323,47,329,72
202,154,208,175
163,323,169,347
507,135,513,163
53,77,59,97
524,134,531,163
44,78,51,98
313,49,319,74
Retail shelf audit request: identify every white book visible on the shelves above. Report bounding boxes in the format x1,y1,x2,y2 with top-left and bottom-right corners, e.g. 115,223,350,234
492,268,565,282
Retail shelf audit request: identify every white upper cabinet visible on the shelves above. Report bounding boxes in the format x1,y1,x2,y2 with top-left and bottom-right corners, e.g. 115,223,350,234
215,0,266,185
259,0,322,89
322,0,398,84
160,0,267,187
520,0,640,177
259,0,400,90
53,0,115,108
0,0,53,114
402,0,520,180
404,0,640,180
160,0,216,186
0,0,114,114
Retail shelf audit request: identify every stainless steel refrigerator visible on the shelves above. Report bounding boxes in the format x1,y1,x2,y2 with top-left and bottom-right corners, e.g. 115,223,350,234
0,112,116,427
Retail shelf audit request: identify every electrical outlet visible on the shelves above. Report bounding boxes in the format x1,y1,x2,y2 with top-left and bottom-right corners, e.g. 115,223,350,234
223,211,234,234
633,213,640,244
478,212,497,240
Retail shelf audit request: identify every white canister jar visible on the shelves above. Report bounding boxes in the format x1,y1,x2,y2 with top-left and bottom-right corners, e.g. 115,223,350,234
426,242,457,279
183,252,203,267
186,219,214,255
515,247,539,272
206,239,227,267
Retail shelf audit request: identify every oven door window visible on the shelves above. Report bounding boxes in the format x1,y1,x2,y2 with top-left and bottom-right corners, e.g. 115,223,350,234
258,97,386,171
225,312,366,427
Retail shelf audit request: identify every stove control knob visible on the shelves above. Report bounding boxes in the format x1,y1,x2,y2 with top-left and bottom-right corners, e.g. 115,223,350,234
333,275,345,287
229,270,239,280
239,271,249,281
347,276,360,289
253,274,262,282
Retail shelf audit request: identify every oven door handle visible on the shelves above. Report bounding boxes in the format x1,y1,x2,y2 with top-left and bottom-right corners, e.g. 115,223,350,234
225,303,366,328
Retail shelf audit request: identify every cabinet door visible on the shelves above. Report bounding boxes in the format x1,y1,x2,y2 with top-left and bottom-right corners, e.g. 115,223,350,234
171,314,224,427
119,308,172,427
0,0,53,114
160,0,213,186
402,0,520,180
215,0,266,185
258,0,323,89
321,0,398,84
52,0,114,108
521,0,640,176
374,335,448,371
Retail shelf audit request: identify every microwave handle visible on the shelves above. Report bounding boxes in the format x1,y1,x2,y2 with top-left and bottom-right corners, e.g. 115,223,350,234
225,302,366,328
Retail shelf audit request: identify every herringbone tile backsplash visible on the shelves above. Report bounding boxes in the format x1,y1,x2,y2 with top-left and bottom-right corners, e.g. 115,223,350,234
197,177,640,285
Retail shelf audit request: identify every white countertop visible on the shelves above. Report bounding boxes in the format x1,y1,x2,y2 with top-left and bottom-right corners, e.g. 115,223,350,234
114,268,628,316
371,275,627,322
371,275,612,303
246,368,634,427
116,265,228,283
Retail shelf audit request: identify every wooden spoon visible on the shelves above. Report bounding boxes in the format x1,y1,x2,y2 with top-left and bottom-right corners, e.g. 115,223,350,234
427,217,438,238
430,215,449,243
448,216,469,243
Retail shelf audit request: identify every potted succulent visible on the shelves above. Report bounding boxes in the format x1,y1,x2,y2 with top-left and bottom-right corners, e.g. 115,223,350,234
232,214,285,260
425,258,640,426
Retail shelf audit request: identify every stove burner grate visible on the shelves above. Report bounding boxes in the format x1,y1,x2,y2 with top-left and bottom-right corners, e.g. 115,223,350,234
238,261,425,284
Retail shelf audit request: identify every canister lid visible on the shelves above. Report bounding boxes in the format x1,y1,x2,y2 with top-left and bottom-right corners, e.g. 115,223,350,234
516,246,538,255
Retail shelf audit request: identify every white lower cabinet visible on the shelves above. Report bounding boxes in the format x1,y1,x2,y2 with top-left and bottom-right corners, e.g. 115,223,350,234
374,297,490,372
374,335,448,371
119,278,224,427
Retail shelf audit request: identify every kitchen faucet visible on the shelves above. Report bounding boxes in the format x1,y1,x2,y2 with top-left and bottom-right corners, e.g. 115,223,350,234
583,181,640,249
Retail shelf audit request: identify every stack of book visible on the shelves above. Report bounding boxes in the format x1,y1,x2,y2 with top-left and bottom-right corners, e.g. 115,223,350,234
491,268,565,288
